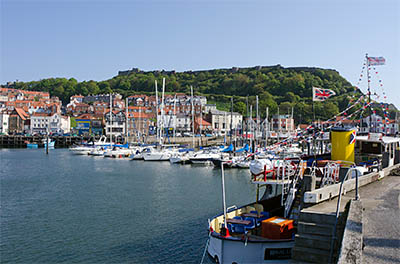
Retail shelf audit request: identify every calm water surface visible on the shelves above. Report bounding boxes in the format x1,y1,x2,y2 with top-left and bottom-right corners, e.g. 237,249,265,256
0,148,256,263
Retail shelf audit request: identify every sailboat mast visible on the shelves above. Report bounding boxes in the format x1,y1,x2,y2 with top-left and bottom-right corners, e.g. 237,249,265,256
110,93,113,145
246,96,248,144
155,80,159,143
139,103,142,143
191,86,195,148
256,95,259,147
230,96,233,145
173,94,176,143
266,107,269,146
125,97,128,144
161,78,165,145
250,105,253,152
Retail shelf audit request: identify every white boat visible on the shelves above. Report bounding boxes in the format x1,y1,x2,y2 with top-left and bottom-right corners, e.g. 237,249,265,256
89,147,107,156
249,159,274,175
206,161,301,264
69,145,96,155
103,148,133,158
131,146,155,160
169,152,190,164
189,150,222,164
143,149,172,161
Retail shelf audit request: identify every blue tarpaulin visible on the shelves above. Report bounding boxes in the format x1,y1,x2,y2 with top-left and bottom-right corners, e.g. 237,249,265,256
235,144,249,153
221,144,234,152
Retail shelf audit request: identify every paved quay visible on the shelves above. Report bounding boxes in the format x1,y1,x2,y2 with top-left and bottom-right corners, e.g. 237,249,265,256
300,174,400,263
361,175,400,264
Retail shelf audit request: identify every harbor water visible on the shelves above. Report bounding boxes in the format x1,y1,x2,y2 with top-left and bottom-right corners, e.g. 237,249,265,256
0,148,257,263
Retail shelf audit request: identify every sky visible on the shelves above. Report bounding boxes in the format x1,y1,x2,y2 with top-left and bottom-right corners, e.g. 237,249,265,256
1,0,399,107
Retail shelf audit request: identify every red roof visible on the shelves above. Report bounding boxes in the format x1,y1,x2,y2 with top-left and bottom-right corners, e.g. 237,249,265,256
14,107,29,120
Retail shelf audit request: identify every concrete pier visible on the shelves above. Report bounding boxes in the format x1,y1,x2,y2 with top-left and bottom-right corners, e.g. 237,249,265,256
293,165,400,263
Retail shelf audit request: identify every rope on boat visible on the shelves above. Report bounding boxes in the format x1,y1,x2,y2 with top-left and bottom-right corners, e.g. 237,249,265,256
200,232,211,264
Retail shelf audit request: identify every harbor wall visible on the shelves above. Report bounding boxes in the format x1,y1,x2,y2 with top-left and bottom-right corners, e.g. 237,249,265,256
337,199,363,264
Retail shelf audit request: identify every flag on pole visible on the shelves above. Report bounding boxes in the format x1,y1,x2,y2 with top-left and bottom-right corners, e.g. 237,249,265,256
367,56,386,66
312,87,336,102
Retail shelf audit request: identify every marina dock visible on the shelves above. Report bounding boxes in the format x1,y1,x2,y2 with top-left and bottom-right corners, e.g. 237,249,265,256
292,164,400,263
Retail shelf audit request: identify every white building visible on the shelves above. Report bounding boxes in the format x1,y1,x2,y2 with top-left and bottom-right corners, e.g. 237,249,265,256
104,110,126,138
0,112,9,134
61,116,71,134
30,112,65,134
206,109,242,135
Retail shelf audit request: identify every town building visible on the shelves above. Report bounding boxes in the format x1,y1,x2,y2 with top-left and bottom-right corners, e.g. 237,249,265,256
8,108,29,134
206,109,242,135
0,112,9,134
271,114,295,132
104,110,126,139
30,112,66,134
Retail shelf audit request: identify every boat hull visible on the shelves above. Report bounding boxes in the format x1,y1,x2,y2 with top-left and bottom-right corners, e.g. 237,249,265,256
208,234,294,264
143,153,170,161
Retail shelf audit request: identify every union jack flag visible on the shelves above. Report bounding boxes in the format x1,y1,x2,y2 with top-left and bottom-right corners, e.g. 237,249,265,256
349,130,356,144
312,87,336,102
367,56,386,66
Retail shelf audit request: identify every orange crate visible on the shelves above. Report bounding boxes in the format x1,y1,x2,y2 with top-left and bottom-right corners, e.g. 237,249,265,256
261,216,294,239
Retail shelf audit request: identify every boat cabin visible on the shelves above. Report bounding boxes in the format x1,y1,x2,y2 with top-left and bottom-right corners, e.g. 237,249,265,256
355,133,400,168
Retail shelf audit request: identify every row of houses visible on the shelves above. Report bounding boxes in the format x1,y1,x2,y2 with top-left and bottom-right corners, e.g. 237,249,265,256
1,88,398,138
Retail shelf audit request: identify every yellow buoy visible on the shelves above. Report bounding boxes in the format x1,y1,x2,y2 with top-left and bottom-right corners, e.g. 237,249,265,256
331,127,356,163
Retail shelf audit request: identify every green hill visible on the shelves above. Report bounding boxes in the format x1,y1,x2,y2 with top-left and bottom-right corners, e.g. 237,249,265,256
10,64,395,124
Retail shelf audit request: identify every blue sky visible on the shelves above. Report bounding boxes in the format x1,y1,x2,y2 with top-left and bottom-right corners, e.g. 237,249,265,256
1,0,399,107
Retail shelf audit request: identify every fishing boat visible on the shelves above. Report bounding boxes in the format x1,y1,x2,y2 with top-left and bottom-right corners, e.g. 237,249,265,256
205,125,400,263
207,158,302,263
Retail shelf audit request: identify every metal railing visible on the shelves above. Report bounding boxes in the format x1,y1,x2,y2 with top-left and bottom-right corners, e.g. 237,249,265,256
329,167,360,263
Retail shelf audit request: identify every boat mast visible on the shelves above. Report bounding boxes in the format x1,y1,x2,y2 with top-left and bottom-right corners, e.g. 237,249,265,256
278,106,280,143
366,53,372,133
139,102,142,143
266,107,269,147
230,96,233,145
173,94,176,143
191,85,195,148
161,77,165,145
109,93,113,146
250,105,253,152
221,162,228,233
246,95,248,144
125,97,128,144
200,100,203,137
256,95,259,148
155,80,159,143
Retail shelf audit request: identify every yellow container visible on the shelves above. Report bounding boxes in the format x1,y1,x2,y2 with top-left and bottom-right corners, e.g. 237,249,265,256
331,127,356,163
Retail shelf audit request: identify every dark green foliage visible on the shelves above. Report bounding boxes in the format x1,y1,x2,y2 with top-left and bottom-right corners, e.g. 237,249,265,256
8,65,396,123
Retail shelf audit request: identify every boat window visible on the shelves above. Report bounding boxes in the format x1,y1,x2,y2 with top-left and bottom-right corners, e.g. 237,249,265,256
361,142,382,154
